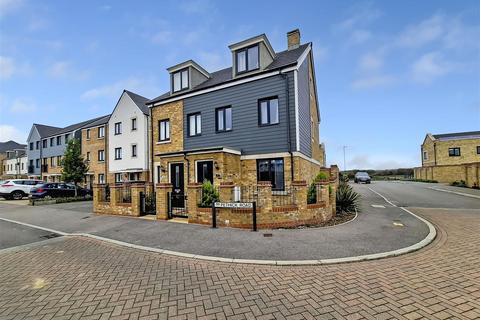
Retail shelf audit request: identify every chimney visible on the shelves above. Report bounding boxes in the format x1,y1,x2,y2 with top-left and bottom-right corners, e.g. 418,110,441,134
287,29,300,50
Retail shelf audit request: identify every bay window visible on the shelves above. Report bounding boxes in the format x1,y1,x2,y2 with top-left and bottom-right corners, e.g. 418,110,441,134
257,158,285,190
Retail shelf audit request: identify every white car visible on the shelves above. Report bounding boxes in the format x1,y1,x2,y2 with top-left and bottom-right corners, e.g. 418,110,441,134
0,179,44,200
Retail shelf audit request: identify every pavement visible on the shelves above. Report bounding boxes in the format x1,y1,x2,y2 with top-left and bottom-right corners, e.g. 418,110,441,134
0,182,441,261
0,206,479,319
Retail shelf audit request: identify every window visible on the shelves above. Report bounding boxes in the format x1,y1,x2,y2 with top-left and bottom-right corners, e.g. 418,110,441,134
257,158,285,191
42,139,47,148
36,141,39,150
131,144,137,157
29,159,33,167
188,113,201,136
29,142,33,150
129,172,140,181
158,119,170,141
196,161,213,184
114,147,122,160
156,165,161,184
131,118,137,131
98,150,105,162
57,156,62,166
21,163,24,170
448,147,461,157
65,134,70,143
98,174,105,184
50,157,54,167
477,146,480,155
216,106,232,132
86,152,90,161
98,126,105,138
50,137,54,147
114,122,122,135
86,129,91,139
423,151,428,160
36,159,40,168
236,45,259,74
258,97,279,125
172,68,189,92
57,136,61,145
115,173,122,183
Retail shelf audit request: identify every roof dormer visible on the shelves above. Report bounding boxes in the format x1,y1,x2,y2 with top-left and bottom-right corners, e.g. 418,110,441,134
228,34,276,78
167,60,210,94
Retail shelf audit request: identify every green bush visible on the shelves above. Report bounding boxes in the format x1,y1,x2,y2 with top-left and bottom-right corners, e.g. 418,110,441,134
313,172,329,182
451,180,467,188
411,179,438,183
336,182,361,214
200,180,219,207
307,183,317,204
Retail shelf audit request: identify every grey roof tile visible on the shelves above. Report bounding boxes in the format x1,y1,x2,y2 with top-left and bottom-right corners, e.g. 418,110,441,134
433,131,480,141
35,124,62,138
124,90,150,115
0,140,27,153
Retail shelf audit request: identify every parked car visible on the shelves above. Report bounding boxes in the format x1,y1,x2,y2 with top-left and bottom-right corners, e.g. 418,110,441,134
354,172,371,184
0,179,44,200
30,183,92,199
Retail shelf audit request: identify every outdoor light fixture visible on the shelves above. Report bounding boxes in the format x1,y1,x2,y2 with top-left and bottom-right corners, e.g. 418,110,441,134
214,161,219,170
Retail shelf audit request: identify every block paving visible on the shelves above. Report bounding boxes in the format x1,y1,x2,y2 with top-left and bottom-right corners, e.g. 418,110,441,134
0,208,479,319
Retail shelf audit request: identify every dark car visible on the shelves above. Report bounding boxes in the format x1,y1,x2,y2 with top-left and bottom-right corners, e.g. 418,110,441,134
30,183,92,199
354,172,371,184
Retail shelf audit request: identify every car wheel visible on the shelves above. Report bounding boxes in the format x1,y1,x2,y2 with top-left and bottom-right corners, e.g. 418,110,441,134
12,191,24,200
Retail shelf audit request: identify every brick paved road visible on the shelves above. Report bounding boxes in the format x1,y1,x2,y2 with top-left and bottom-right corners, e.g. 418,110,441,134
0,208,479,320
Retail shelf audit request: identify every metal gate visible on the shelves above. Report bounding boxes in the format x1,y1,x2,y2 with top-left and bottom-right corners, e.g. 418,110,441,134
168,192,188,218
140,191,156,215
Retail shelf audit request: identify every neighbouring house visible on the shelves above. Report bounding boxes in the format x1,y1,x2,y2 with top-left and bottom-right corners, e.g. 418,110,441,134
26,124,62,179
148,29,324,190
108,90,151,184
2,149,28,178
0,141,27,179
414,131,480,187
81,115,110,189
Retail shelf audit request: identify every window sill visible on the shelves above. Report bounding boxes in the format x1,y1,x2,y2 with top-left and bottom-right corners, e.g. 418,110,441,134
258,122,279,127
156,140,171,145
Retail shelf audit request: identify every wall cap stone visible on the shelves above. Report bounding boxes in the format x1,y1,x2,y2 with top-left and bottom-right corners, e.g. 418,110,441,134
292,180,307,186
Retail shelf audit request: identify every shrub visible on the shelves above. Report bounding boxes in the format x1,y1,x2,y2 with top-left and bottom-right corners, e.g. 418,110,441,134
451,180,467,188
336,182,361,214
307,183,317,204
314,171,329,182
200,180,219,207
412,179,438,183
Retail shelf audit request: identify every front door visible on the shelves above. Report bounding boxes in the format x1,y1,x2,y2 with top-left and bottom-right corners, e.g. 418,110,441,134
170,163,184,208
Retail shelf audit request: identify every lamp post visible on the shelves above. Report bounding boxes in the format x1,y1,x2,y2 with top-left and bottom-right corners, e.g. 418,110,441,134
343,146,348,172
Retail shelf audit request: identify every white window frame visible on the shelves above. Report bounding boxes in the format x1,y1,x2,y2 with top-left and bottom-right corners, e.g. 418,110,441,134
114,147,122,160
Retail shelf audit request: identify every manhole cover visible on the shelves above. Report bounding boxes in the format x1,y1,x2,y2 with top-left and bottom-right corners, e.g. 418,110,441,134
41,233,60,239
81,216,90,219
263,233,273,237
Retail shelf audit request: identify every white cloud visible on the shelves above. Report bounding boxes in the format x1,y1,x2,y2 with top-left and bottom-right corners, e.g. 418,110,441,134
349,29,372,44
81,77,159,100
411,52,451,84
0,125,27,143
0,56,31,79
397,14,445,47
197,51,228,71
335,3,382,31
358,52,383,72
352,74,395,89
9,98,37,113
0,0,23,17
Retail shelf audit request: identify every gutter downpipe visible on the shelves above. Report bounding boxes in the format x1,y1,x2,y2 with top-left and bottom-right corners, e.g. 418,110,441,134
281,72,294,182
149,111,154,184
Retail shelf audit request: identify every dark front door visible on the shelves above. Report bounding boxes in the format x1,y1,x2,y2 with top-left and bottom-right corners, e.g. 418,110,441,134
170,163,184,208
196,161,213,184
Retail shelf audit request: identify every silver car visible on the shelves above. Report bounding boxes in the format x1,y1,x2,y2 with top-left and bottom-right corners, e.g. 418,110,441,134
354,172,371,184
0,179,44,200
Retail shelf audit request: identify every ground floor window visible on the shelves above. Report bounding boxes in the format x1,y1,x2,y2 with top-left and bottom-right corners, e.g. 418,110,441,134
257,158,284,190
129,172,140,181
196,160,213,184
98,174,105,184
115,173,122,183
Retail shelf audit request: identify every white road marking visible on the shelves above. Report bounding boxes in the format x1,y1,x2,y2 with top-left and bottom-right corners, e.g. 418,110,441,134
428,187,480,200
367,187,397,207
371,205,385,208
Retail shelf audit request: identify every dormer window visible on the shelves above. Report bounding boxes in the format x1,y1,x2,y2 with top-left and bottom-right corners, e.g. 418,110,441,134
236,45,259,74
172,68,189,92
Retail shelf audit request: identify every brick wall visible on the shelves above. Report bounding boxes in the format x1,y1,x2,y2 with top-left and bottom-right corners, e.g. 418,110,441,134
414,163,480,187
422,136,480,166
82,125,108,185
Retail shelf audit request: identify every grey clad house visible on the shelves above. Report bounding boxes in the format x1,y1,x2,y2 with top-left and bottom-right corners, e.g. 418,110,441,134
26,124,62,178
149,29,326,194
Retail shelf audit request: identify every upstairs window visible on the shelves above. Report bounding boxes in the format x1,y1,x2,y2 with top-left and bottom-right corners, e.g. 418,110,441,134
448,147,460,157
172,68,189,92
131,118,137,131
42,139,47,148
86,129,91,139
159,119,170,141
131,144,137,158
236,45,259,74
57,136,61,145
114,147,122,160
477,146,480,155
65,134,70,143
98,126,105,138
50,137,54,146
216,106,232,132
29,142,33,150
258,97,279,126
98,150,105,162
36,141,39,150
423,151,428,160
114,122,122,135
188,113,201,137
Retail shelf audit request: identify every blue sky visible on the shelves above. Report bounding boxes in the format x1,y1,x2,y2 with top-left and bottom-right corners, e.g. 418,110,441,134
0,0,479,169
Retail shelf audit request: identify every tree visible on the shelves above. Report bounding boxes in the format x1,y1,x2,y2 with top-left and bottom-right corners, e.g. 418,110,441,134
61,138,88,196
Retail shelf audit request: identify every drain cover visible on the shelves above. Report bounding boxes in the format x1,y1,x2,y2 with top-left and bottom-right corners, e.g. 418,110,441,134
263,233,273,237
41,233,60,239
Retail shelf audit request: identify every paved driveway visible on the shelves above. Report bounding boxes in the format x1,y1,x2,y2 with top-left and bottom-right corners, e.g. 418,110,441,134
0,207,479,319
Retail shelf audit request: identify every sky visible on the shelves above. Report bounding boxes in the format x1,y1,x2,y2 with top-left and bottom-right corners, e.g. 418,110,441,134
0,0,479,170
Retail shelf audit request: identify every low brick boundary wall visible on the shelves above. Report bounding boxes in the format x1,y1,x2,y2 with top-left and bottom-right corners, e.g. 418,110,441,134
414,163,480,188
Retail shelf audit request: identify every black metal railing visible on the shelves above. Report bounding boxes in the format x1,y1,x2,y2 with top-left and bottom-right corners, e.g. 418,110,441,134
119,186,131,203
99,184,110,202
41,164,48,173
271,186,296,207
28,165,35,174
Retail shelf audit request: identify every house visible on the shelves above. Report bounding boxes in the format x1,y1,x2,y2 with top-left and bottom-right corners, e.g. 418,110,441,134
414,131,480,187
81,115,110,189
107,90,151,183
26,124,62,179
0,141,27,179
148,29,325,200
2,149,28,178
